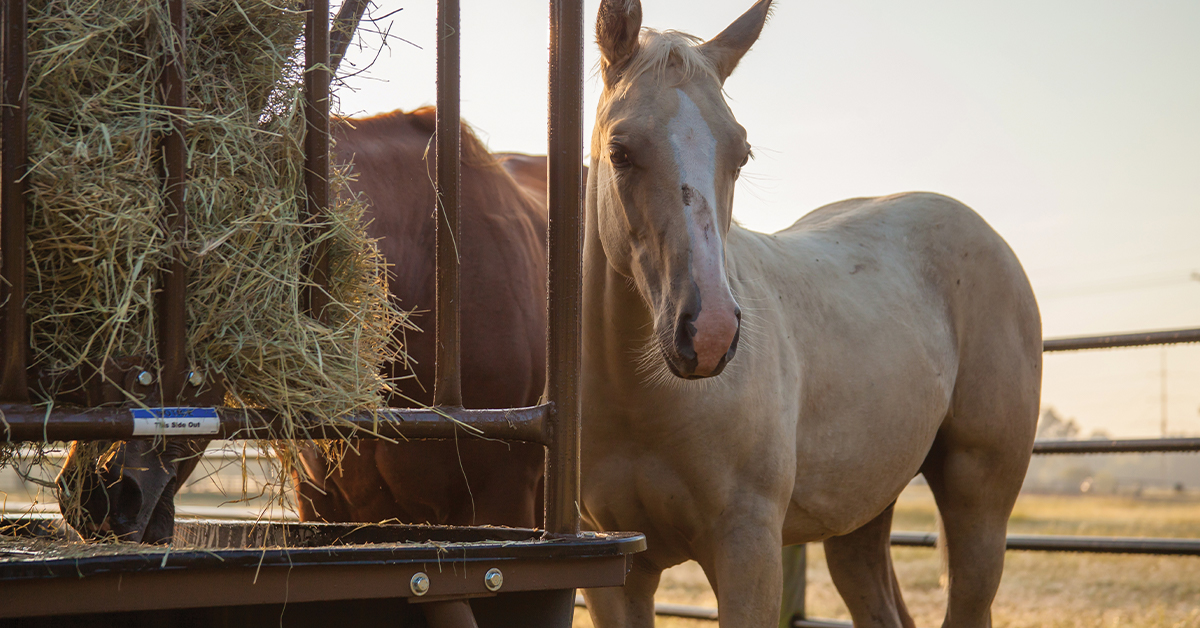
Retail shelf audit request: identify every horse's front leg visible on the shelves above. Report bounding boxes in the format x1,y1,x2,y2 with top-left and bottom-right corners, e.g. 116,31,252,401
698,506,785,628
582,555,662,628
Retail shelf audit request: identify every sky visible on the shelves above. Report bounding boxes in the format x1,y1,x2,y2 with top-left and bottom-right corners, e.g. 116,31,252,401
333,0,1200,438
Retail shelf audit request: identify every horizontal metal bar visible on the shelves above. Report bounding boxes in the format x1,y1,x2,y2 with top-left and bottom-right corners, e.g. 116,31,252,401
0,403,551,445
891,531,1200,556
575,596,719,621
1043,327,1200,352
1033,437,1200,455
793,619,853,628
655,602,718,620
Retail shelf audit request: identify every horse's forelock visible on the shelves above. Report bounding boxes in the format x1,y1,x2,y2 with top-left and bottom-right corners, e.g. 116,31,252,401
612,29,718,97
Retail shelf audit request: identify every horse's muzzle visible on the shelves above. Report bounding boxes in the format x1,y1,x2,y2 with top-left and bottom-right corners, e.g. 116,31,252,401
670,305,741,379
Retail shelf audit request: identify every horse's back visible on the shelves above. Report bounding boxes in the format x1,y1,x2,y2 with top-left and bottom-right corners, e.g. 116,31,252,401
780,192,1038,344
780,191,1041,414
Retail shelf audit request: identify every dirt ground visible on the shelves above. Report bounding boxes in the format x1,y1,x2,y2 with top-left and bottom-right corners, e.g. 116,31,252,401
5,452,1197,626
573,486,1200,627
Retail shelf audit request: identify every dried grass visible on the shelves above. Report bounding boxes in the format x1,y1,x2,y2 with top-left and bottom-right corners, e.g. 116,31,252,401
2,0,406,523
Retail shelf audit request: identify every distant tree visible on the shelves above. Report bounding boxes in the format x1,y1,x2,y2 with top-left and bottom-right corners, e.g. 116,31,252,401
1037,407,1081,439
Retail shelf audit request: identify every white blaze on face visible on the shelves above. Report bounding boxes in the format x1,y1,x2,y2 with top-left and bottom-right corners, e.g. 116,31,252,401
667,88,739,375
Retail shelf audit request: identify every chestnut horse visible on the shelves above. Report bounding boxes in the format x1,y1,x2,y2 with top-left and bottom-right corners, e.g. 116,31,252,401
293,109,549,527
579,2,1041,627
56,109,550,541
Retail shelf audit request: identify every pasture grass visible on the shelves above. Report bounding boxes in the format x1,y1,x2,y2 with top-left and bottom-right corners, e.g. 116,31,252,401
572,487,1200,627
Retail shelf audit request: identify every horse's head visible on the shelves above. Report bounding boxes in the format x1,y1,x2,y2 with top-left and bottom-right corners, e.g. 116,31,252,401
590,0,770,380
56,438,207,544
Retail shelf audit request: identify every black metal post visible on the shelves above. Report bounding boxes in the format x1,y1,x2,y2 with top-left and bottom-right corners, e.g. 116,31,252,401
544,0,585,536
304,0,331,322
0,0,29,402
156,0,188,402
434,0,463,408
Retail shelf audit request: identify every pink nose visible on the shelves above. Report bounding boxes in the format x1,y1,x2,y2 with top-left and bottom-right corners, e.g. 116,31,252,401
675,305,741,378
691,307,740,375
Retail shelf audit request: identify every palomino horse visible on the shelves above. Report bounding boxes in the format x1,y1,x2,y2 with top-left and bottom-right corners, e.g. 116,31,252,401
579,2,1041,627
56,109,550,540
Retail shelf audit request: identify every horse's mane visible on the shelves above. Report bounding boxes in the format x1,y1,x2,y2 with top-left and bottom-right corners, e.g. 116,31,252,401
340,107,502,172
406,106,503,172
614,28,718,95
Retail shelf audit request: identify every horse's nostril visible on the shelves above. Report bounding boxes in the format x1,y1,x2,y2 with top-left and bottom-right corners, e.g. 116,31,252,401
673,316,698,363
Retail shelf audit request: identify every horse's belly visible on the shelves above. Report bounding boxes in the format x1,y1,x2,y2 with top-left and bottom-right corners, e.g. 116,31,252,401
783,379,950,542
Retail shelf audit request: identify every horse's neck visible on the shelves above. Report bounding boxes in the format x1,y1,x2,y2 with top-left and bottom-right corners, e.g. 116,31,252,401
582,188,658,390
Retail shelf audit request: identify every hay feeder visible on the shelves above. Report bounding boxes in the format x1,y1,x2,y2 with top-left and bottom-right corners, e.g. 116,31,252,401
0,0,645,626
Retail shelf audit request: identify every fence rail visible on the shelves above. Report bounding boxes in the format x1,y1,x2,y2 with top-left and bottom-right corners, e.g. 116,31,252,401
1042,327,1200,352
635,326,1200,625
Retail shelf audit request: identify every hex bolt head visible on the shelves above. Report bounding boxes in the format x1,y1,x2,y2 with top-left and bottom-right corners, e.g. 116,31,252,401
187,371,204,387
483,568,503,592
137,371,155,386
410,572,430,596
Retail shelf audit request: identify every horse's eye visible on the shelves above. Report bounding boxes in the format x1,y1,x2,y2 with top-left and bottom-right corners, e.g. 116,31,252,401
609,144,631,169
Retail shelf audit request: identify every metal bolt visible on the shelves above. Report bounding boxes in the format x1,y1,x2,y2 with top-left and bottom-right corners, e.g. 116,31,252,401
483,568,503,592
137,371,155,386
410,572,430,596
187,371,204,387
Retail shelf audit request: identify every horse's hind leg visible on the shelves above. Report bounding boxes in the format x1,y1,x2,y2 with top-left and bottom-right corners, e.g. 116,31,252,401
823,502,916,628
921,388,1037,627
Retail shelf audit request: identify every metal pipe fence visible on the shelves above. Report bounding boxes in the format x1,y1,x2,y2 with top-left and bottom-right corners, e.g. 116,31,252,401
0,0,588,538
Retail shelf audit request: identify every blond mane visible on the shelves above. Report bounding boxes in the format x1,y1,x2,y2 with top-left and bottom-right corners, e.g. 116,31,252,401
613,28,718,95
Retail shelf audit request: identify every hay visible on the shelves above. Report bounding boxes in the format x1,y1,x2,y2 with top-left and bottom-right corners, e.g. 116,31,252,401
2,0,407,519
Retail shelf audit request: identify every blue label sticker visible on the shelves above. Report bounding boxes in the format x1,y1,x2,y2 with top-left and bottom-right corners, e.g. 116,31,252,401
131,407,220,435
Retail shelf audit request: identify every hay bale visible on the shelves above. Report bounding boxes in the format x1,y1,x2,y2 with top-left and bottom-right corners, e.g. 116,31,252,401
2,0,406,498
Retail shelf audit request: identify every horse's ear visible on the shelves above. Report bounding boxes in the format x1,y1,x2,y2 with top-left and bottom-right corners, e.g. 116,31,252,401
700,0,772,82
597,0,643,87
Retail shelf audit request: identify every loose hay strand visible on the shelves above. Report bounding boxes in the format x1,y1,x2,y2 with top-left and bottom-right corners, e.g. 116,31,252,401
1,0,408,527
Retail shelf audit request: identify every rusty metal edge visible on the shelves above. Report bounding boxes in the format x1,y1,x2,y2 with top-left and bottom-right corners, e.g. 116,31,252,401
0,553,636,618
433,0,463,408
543,0,585,538
1043,327,1200,352
0,0,29,402
0,403,552,444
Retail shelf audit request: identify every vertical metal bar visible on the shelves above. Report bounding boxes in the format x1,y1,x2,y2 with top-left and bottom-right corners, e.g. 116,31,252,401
433,0,462,408
304,0,331,321
543,0,584,535
0,0,29,402
157,0,188,402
